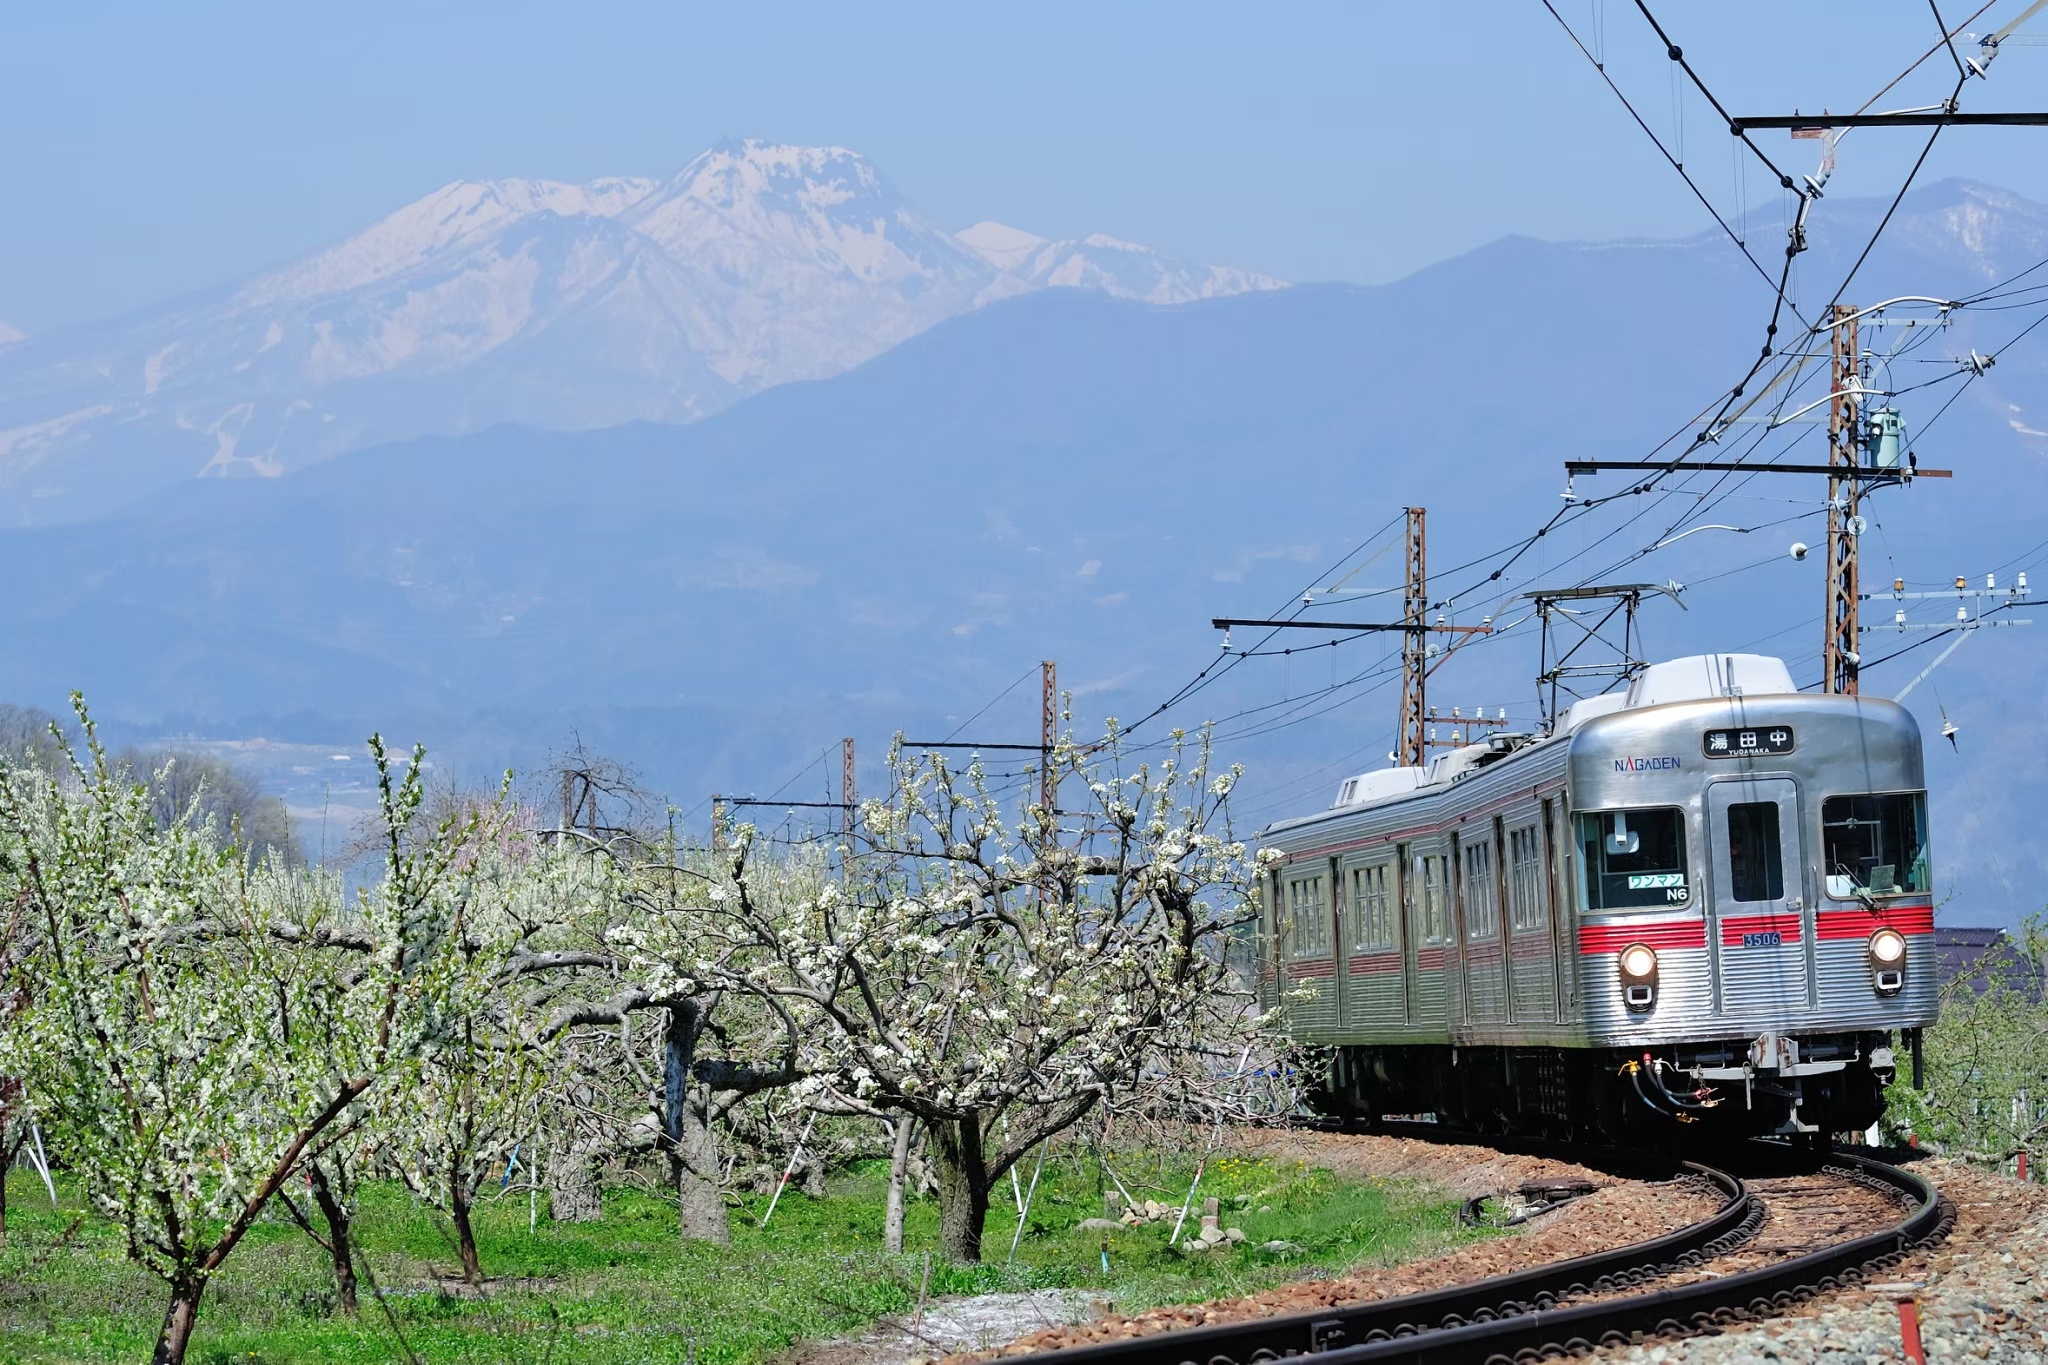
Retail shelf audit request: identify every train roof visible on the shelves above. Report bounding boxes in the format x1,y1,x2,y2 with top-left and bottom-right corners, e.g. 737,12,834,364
1261,653,1810,838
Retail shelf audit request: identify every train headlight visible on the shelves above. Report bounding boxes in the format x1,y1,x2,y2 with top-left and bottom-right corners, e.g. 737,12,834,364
1869,928,1907,996
1618,943,1658,1011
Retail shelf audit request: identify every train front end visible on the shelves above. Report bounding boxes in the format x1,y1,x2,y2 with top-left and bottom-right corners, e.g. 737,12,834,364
1566,656,1937,1138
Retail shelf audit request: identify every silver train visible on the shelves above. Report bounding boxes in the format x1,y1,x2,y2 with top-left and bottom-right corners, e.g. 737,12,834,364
1257,653,1937,1140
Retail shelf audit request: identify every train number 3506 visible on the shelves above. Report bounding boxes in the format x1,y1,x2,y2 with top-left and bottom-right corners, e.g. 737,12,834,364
1741,931,1784,948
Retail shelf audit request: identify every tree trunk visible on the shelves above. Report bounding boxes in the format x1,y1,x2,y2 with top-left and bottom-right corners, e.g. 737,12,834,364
930,1113,992,1263
152,1275,206,1365
549,1155,603,1222
549,1088,605,1223
306,1163,357,1314
884,1116,913,1254
665,1002,730,1244
449,1165,483,1286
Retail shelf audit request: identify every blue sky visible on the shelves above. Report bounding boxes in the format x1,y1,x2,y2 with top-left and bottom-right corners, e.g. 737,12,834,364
3,2,2046,331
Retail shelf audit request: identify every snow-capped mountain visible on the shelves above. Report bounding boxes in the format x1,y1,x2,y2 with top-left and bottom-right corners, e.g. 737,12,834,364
0,140,1283,524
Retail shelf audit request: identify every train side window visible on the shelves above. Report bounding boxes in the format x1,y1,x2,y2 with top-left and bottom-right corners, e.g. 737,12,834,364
1507,825,1546,932
1821,792,1930,897
1419,854,1450,944
1461,840,1498,939
1575,808,1689,910
1349,864,1394,950
1725,801,1785,902
1285,873,1330,958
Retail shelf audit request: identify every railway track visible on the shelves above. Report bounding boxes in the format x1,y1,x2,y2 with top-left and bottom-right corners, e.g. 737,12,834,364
1012,1144,1953,1365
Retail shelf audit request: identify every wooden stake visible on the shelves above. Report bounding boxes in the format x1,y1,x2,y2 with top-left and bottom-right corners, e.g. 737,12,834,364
759,1112,817,1228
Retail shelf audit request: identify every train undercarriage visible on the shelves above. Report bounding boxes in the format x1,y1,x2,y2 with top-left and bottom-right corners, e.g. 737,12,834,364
1316,1029,1911,1144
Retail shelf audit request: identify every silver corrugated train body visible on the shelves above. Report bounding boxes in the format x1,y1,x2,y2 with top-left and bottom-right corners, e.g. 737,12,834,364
1258,654,1938,1139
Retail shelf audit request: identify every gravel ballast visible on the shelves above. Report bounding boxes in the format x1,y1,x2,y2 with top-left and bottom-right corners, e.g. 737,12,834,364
1600,1156,2048,1363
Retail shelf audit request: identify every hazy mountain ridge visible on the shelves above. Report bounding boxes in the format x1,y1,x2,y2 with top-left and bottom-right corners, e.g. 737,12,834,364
0,140,1281,523
0,178,2043,920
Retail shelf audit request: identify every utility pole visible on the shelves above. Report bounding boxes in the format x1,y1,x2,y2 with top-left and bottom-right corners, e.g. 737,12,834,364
841,737,856,842
1565,302,1960,698
1399,507,1428,767
1040,660,1058,817
1824,303,1864,695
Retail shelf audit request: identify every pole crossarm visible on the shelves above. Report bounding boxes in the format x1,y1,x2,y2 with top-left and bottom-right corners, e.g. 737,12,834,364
1209,617,1492,635
901,741,1045,751
1731,111,2048,130
1565,460,1951,479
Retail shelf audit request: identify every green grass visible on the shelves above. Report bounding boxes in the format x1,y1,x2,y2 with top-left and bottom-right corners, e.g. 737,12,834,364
0,1149,1478,1365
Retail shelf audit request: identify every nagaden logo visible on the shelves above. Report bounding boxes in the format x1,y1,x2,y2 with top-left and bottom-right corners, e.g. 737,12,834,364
1614,755,1683,773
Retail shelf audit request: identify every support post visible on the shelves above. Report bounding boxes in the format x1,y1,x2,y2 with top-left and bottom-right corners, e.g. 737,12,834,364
840,737,856,845
1400,508,1427,767
1040,660,1058,816
1825,304,1863,695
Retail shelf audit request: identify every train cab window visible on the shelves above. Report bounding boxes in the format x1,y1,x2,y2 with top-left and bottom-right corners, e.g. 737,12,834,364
1725,801,1785,903
1822,793,1930,898
1284,874,1331,958
1576,808,1690,910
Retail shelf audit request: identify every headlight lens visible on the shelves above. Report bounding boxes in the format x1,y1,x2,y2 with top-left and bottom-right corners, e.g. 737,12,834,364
1619,943,1659,980
1869,928,1907,966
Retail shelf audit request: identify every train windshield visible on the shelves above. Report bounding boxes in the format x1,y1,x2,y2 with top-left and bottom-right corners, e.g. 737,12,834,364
1822,792,1930,898
1576,808,1689,910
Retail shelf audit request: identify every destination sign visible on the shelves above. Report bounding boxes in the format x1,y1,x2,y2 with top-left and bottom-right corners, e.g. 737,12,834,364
1702,726,1794,759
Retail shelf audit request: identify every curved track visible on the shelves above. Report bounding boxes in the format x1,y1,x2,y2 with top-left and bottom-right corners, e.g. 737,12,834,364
1015,1145,1952,1365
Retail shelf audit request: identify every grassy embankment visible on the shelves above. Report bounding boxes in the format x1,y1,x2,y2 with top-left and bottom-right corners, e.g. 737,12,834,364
0,1150,1478,1365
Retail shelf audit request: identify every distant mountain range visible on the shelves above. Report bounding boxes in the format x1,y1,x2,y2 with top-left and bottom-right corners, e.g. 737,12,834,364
0,140,1279,525
0,174,2043,920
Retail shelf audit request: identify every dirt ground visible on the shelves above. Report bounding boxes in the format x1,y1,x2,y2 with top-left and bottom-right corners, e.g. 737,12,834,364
946,1129,1724,1362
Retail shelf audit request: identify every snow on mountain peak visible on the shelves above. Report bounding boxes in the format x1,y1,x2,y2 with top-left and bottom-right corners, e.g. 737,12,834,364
0,141,1287,520
240,175,658,307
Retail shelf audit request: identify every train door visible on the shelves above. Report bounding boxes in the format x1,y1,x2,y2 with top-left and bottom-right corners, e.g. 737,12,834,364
1329,855,1349,1029
1708,777,1814,1019
1446,832,1465,1027
1396,843,1416,1026
1407,844,1450,1031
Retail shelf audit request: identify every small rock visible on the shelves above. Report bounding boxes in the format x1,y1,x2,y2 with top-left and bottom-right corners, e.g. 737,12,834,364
1258,1205,1273,1214
1199,1225,1225,1245
1261,1239,1304,1254
1075,1218,1123,1232
1225,1227,1247,1243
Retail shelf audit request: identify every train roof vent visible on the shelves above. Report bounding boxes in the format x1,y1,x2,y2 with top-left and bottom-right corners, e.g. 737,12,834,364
1556,692,1630,733
1625,654,1797,708
1425,744,1493,784
1335,766,1427,807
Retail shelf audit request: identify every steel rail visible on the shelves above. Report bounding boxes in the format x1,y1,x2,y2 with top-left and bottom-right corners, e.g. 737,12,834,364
1015,1148,1950,1365
1019,1160,1755,1365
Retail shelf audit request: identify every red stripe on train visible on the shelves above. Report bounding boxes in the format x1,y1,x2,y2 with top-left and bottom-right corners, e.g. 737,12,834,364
1578,920,1707,954
1816,903,1934,940
1416,947,1448,967
1286,959,1337,979
1345,952,1402,975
